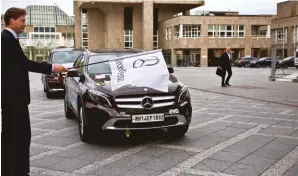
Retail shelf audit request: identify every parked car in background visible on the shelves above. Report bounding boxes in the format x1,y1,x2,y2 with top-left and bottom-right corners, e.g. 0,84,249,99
276,56,295,69
41,47,84,98
64,48,192,142
295,48,298,69
250,57,272,68
234,56,257,67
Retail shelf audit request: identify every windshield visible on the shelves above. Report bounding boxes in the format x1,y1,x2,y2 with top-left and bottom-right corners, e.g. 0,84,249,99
259,57,268,61
51,51,83,63
87,53,136,74
283,56,293,60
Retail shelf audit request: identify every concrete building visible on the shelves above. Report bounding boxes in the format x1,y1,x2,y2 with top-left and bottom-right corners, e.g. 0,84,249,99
270,1,298,59
73,0,280,66
1,5,75,61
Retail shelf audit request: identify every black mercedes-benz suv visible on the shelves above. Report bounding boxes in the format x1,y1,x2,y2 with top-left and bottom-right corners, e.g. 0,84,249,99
64,49,192,142
41,47,84,98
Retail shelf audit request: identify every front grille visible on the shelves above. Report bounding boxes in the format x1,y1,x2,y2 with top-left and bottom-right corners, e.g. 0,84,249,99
114,116,178,128
114,94,176,110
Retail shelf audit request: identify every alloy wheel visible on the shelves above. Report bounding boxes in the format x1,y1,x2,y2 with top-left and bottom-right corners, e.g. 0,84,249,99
79,107,84,136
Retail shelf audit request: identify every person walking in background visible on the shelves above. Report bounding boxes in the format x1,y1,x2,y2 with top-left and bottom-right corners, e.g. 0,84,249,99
219,47,233,87
1,7,67,176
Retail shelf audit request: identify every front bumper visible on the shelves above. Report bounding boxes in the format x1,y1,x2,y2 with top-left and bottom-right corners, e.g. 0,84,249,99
102,114,187,130
84,101,191,131
47,78,65,92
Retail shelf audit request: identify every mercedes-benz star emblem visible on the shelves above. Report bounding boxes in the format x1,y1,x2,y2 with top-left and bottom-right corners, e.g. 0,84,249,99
141,96,154,109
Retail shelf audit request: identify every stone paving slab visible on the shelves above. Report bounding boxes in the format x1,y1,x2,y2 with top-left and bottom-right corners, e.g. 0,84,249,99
26,71,298,176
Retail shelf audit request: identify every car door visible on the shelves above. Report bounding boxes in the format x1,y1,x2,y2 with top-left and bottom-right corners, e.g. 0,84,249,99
68,55,85,113
265,58,272,67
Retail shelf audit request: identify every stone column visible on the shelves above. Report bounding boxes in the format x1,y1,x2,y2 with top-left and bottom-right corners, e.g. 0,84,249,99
171,48,177,66
245,46,252,56
267,25,270,38
29,47,33,60
200,47,208,67
74,1,81,48
142,1,153,51
179,24,183,38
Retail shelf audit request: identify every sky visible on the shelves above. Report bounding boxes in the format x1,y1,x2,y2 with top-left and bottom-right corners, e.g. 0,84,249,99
1,0,290,16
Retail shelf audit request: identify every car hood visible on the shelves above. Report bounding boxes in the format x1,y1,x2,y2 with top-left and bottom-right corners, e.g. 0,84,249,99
86,73,182,96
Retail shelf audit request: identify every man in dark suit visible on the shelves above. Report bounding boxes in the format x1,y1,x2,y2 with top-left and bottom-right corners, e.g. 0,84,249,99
1,7,67,176
219,47,233,87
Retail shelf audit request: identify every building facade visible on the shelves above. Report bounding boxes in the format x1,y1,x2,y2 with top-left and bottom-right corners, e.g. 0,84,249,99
270,1,298,59
1,5,75,61
73,0,298,67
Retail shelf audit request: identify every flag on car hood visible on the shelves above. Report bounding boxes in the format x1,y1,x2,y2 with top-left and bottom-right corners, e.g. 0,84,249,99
109,49,169,92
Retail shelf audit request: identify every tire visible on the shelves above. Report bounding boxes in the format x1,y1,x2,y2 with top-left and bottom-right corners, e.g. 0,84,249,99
64,93,75,119
46,91,53,98
167,125,189,137
296,66,298,69
283,64,288,69
78,105,92,142
256,64,260,68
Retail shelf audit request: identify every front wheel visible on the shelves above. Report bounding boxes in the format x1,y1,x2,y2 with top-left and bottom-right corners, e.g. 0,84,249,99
167,125,189,137
64,93,75,119
79,105,92,142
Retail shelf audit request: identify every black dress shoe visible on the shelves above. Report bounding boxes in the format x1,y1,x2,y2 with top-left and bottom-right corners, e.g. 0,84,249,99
225,83,231,86
222,84,227,87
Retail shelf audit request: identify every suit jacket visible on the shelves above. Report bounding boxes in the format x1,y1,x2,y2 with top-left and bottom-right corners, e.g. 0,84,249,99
1,29,53,106
219,51,231,69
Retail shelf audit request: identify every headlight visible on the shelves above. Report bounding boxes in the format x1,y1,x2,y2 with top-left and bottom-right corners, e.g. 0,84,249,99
178,85,189,103
88,89,112,108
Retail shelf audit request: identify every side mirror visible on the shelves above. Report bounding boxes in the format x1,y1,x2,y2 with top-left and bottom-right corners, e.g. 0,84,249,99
168,67,174,73
67,68,79,77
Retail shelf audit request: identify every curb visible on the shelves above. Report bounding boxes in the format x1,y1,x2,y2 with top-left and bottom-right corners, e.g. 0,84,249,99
275,78,298,83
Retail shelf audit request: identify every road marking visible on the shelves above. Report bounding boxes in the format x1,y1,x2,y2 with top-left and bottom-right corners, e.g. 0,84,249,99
30,142,84,161
189,115,235,130
30,150,60,161
256,133,298,140
152,144,203,153
72,145,148,174
260,146,298,176
279,109,294,115
30,110,64,118
158,124,269,176
31,126,78,140
172,168,237,176
31,128,54,132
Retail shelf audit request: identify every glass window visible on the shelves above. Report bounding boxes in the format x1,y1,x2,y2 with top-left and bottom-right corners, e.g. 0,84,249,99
39,27,44,32
51,27,55,32
34,27,38,32
51,51,83,64
83,33,88,38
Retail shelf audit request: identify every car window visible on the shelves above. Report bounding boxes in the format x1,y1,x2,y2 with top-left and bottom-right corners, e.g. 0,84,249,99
87,53,136,74
78,55,85,73
51,51,83,63
73,55,83,68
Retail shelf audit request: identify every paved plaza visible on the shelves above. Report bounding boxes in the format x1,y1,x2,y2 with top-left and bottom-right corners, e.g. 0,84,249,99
28,67,298,176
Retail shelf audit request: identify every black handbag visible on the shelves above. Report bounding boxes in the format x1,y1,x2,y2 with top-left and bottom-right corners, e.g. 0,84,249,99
216,67,223,77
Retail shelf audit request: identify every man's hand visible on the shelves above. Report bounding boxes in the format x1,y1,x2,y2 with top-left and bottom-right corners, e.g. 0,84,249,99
53,64,67,73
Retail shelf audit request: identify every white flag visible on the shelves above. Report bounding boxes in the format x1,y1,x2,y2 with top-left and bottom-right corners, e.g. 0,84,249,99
109,50,169,92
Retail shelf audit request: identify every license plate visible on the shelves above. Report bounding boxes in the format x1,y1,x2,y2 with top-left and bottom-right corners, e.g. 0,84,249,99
132,113,164,123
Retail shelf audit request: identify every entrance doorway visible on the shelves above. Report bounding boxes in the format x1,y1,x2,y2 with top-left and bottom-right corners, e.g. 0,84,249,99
177,49,200,67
